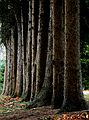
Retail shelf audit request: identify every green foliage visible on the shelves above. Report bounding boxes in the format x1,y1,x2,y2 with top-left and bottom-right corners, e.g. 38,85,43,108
81,45,89,90
80,0,89,90
0,60,5,94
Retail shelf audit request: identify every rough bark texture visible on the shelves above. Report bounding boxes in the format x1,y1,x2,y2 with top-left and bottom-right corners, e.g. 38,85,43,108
23,0,32,101
21,0,29,100
61,0,88,112
15,22,23,97
31,0,39,101
36,0,50,96
52,0,64,108
12,26,18,97
4,39,11,95
27,2,53,108
2,40,9,95
35,11,53,106
9,28,15,96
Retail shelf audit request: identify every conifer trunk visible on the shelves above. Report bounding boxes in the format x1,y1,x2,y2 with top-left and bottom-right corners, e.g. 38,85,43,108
24,0,32,101
36,0,50,96
52,0,64,108
31,0,39,101
15,20,23,97
61,0,88,112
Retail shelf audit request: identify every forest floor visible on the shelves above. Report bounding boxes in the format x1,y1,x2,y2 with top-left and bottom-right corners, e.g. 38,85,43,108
0,90,88,120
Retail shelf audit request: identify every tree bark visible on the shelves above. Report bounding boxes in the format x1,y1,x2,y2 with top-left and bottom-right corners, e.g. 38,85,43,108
2,40,9,95
27,0,52,108
22,0,32,101
21,0,29,99
52,0,64,108
61,0,88,112
9,28,15,96
15,19,23,97
31,0,39,101
36,0,50,96
4,39,11,95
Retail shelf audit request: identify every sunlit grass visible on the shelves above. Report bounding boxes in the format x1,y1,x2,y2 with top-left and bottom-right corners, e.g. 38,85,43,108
84,94,89,101
83,90,89,107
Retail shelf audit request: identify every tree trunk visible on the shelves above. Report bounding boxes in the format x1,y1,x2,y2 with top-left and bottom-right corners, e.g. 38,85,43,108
34,9,53,107
61,0,88,112
27,0,52,108
4,39,11,95
52,0,64,108
21,0,29,99
31,0,39,101
36,0,50,96
2,41,8,95
12,25,18,97
15,20,23,97
9,28,15,96
22,0,32,101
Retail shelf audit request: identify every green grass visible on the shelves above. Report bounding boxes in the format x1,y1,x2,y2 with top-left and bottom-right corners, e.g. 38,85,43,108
84,93,89,107
84,94,89,101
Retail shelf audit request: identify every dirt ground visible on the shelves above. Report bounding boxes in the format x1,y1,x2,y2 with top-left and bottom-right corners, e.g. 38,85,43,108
0,92,89,120
0,106,89,120
0,106,59,120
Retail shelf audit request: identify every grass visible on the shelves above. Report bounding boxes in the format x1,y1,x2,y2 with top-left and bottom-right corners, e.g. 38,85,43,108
84,93,89,105
84,94,89,101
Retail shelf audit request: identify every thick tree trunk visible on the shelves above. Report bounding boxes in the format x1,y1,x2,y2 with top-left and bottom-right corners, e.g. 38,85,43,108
61,0,88,112
27,0,52,108
2,57,6,95
2,41,8,95
36,0,50,96
52,0,64,108
31,0,39,101
4,39,11,95
15,21,23,97
33,12,53,107
2,26,17,96
9,28,15,96
22,0,32,101
21,0,29,99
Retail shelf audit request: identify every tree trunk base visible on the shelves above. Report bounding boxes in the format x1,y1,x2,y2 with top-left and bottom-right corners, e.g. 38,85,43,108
59,99,88,112
26,86,52,109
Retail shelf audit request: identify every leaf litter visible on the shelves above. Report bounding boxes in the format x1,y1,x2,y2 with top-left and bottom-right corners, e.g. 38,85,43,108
0,95,89,120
